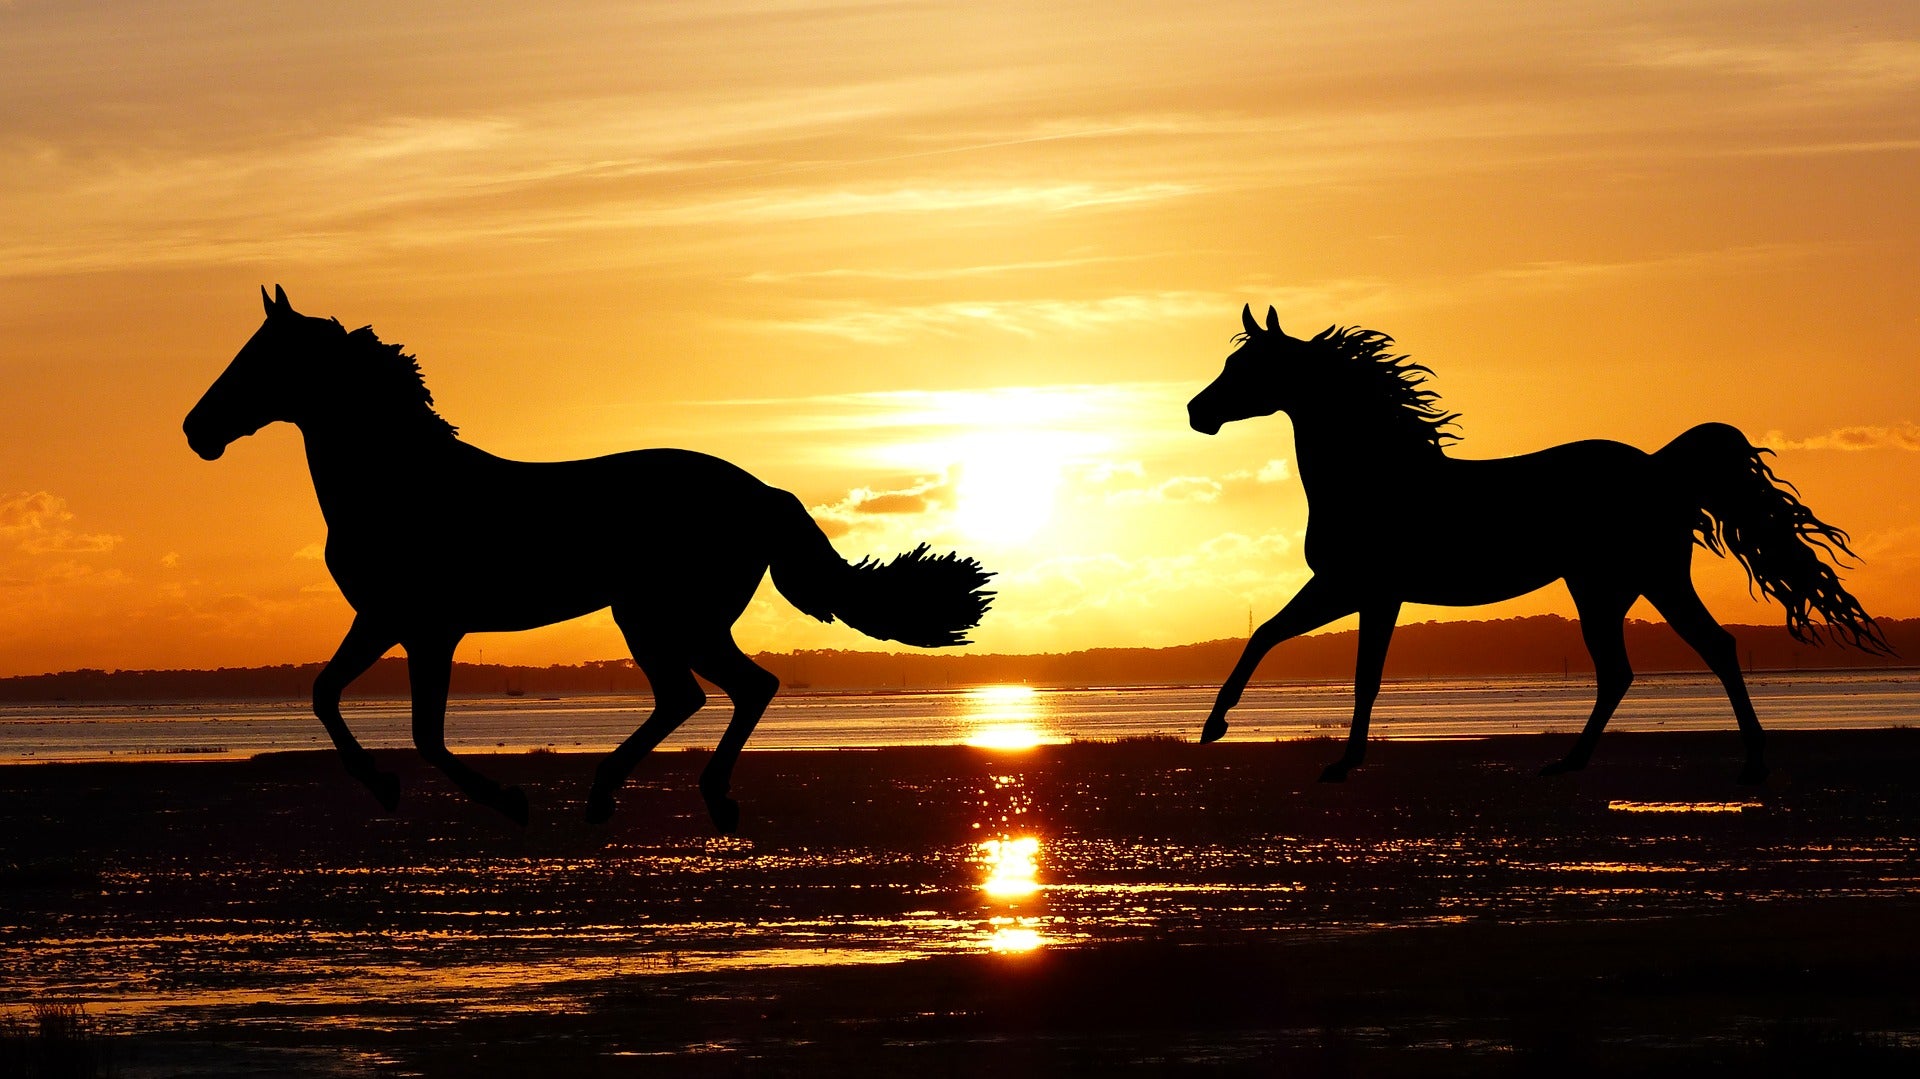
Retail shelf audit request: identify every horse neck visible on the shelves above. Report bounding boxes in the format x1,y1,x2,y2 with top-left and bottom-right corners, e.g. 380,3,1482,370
296,412,463,522
1288,406,1442,503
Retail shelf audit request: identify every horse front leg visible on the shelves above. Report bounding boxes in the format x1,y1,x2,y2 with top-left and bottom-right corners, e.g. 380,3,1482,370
1320,600,1401,782
1203,576,1356,742
404,632,529,826
313,617,401,811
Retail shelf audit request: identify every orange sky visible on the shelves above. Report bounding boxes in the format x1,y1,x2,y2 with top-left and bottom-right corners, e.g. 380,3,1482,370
2,1,1917,675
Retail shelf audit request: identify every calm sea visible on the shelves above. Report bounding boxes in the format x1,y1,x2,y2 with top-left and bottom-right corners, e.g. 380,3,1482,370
3,669,1916,762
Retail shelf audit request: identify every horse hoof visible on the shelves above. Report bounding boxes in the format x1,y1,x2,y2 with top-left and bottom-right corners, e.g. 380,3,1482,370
495,785,531,827
1318,761,1351,783
364,770,401,812
1200,717,1228,744
705,795,741,835
585,789,616,824
1737,763,1769,786
1538,758,1583,777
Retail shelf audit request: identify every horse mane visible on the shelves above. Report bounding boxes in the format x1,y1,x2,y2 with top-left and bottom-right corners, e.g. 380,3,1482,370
336,322,459,440
1263,325,1461,450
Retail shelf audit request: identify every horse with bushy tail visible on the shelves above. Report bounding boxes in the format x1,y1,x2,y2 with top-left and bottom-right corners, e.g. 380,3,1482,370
1189,305,1886,783
185,287,992,832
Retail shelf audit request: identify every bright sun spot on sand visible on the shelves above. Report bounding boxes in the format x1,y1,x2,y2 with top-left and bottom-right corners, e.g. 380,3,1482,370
962,684,1056,750
979,836,1041,899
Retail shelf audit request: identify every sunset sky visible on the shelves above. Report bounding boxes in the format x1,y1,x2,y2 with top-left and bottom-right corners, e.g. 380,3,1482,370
2,1,1916,675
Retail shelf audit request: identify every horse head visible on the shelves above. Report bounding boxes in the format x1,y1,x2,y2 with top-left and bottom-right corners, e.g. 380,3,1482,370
185,285,345,459
1188,304,1316,435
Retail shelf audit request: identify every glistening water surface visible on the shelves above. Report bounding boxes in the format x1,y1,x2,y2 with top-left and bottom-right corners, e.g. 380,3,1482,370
4,670,1916,761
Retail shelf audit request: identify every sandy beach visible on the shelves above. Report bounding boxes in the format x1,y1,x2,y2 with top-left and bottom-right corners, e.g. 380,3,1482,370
6,731,1920,1075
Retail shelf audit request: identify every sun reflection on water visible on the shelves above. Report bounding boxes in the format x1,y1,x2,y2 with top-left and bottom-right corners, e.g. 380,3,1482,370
962,684,1059,750
985,920,1046,953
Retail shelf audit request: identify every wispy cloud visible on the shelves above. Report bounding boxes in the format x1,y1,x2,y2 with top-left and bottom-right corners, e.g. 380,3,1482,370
764,291,1227,344
740,254,1144,284
1621,37,1920,95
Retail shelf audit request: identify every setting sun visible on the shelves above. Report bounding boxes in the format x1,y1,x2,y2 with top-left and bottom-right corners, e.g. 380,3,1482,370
951,434,1066,546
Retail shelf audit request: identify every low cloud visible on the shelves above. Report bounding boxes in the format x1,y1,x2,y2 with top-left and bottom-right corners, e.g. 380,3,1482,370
1107,475,1223,506
0,492,120,555
1102,459,1291,507
1758,424,1920,452
809,474,956,538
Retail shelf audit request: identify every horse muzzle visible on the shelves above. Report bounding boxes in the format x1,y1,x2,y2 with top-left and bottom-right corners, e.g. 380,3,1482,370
183,415,239,461
1188,405,1222,436
186,431,227,460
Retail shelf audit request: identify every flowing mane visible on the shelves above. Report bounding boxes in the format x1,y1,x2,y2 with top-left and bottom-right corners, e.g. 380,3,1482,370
1277,325,1461,450
338,323,458,439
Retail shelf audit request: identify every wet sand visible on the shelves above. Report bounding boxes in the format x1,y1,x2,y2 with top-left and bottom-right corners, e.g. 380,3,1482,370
6,731,1920,1075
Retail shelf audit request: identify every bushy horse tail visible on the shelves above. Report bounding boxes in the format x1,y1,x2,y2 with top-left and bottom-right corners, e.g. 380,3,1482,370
1656,422,1888,652
764,489,993,647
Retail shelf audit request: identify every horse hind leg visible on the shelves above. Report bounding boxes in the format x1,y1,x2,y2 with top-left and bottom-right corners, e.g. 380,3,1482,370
314,617,402,811
1646,580,1766,784
586,642,706,824
405,632,530,825
689,640,780,834
1541,581,1637,776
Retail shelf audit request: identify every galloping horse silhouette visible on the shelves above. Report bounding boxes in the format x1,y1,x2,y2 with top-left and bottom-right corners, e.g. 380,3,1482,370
185,287,992,831
1190,305,1885,783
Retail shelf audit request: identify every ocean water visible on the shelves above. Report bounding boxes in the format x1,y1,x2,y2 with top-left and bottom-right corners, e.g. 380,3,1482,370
2,669,1916,762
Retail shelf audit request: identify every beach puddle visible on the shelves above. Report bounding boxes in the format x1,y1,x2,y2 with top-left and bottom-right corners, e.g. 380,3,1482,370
1608,800,1763,814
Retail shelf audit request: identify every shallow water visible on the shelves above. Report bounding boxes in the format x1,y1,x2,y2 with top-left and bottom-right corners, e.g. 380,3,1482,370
3,670,1916,762
6,731,1920,1041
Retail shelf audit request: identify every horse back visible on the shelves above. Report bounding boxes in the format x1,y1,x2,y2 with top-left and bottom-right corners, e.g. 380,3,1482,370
321,445,788,629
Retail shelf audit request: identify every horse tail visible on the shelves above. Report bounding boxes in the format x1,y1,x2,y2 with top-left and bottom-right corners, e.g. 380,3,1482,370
1655,422,1889,652
764,489,994,647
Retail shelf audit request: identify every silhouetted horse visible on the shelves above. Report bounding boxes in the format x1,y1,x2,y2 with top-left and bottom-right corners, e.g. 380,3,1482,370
185,287,991,831
1189,305,1885,783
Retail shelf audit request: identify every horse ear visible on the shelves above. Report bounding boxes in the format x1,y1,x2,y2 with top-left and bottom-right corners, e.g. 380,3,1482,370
273,285,291,311
261,286,275,317
1265,307,1281,335
1241,303,1261,337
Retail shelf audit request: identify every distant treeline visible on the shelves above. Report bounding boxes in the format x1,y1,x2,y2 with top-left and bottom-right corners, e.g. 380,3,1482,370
1,615,1912,702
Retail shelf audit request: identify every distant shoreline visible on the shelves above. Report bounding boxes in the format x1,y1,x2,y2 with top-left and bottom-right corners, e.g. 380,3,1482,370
2,664,1916,710
2,614,1916,701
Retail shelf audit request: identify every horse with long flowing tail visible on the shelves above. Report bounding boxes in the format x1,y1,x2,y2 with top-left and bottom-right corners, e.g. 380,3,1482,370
185,287,993,831
1189,305,1886,784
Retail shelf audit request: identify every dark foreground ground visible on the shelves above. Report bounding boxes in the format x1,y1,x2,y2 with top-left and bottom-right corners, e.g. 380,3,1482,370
5,730,1920,1076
